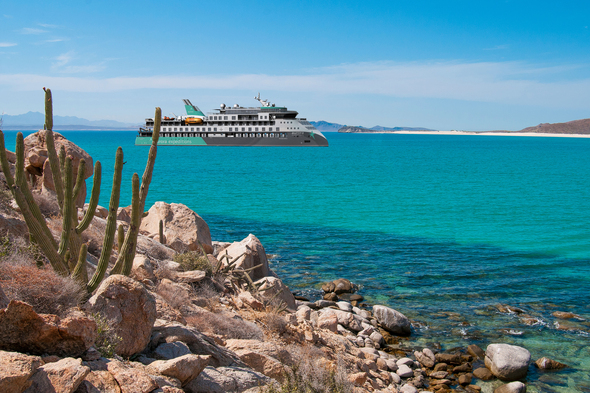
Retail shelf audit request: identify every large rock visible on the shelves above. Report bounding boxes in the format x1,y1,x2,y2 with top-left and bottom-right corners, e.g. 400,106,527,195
24,357,90,393
76,369,122,393
372,305,411,336
0,300,97,357
218,234,270,280
85,275,156,357
485,343,531,381
106,359,158,393
184,366,271,393
148,354,210,386
318,308,369,332
140,202,212,254
253,276,296,312
130,255,156,282
152,321,244,368
494,381,527,393
0,351,43,393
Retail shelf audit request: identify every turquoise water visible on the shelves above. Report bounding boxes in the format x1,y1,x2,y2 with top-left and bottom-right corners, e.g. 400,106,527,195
5,130,590,391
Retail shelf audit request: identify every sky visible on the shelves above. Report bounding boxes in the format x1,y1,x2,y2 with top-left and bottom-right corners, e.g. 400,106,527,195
1,0,589,131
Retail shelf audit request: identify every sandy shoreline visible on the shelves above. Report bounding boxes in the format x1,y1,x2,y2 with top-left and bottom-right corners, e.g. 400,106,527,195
345,130,590,138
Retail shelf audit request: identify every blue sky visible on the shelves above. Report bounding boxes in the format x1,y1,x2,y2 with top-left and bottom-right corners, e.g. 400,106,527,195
1,0,589,130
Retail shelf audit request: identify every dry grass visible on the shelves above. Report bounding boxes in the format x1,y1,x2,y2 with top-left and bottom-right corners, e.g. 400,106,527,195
174,250,212,274
32,192,60,217
0,250,84,316
186,311,264,340
156,279,192,309
265,346,353,393
260,312,289,336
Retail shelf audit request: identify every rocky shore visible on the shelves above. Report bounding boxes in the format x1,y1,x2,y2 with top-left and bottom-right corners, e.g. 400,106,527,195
0,131,574,393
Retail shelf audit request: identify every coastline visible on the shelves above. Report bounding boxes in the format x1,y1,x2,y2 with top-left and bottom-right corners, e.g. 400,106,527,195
341,130,590,138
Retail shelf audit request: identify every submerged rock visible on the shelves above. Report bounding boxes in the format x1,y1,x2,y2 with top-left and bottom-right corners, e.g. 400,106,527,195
534,356,568,370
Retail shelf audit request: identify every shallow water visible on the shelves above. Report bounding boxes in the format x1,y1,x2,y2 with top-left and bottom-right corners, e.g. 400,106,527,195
4,130,590,390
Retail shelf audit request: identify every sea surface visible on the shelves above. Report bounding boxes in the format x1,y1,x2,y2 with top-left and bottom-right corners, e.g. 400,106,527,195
5,130,590,392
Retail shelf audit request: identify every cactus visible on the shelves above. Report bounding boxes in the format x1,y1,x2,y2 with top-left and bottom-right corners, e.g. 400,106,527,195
117,224,124,250
159,219,164,244
0,88,160,293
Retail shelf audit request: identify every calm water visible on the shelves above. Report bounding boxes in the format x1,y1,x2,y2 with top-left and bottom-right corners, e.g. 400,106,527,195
5,130,590,391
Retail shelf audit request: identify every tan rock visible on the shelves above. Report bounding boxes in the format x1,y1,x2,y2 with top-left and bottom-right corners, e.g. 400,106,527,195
0,350,43,393
233,349,284,381
148,354,210,386
130,255,156,282
106,359,158,393
254,276,297,312
76,370,121,393
348,372,368,386
224,339,292,365
140,202,212,254
317,313,338,332
24,357,89,393
534,356,568,370
218,234,269,280
238,291,264,311
0,301,97,357
86,275,156,357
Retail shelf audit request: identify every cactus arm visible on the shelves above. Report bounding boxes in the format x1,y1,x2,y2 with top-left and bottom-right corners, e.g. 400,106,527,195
86,147,123,293
71,244,88,284
59,145,66,182
159,219,164,244
12,184,68,275
57,157,73,259
72,158,86,203
137,107,160,214
14,133,59,249
77,161,101,233
117,224,124,250
45,130,65,209
111,173,139,275
0,131,15,189
44,88,53,131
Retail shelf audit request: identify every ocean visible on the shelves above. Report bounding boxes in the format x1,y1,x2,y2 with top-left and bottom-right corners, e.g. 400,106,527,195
4,130,590,391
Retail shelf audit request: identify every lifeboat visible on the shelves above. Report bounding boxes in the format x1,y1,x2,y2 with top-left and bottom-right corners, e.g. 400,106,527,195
185,117,203,124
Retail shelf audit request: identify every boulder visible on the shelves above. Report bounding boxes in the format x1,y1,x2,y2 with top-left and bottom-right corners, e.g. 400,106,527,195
130,255,156,282
534,356,568,370
184,366,271,393
154,342,193,360
372,305,411,336
24,357,89,393
106,359,158,393
485,343,531,381
232,349,284,381
415,349,435,368
317,313,339,332
468,344,485,359
148,354,210,386
0,300,97,357
76,369,121,393
318,308,368,332
254,276,296,312
473,366,494,380
85,275,157,357
219,234,270,280
494,381,527,393
237,291,264,311
0,351,43,393
140,202,212,254
396,364,413,378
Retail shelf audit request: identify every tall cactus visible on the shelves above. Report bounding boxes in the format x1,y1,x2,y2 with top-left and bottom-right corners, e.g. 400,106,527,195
0,88,160,293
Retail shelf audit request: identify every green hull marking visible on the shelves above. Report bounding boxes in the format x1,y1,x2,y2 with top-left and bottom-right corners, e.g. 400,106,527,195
135,137,207,146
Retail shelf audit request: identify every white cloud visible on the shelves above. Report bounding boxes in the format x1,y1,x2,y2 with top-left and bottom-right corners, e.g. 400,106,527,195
0,42,17,47
45,38,67,43
18,27,47,34
1,61,589,110
38,23,59,28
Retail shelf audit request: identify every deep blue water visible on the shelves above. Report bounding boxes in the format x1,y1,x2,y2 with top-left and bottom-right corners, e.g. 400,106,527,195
4,130,590,391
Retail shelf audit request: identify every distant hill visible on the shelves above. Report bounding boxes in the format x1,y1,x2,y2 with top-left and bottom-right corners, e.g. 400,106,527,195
1,111,138,130
339,125,436,133
311,121,435,133
517,118,590,134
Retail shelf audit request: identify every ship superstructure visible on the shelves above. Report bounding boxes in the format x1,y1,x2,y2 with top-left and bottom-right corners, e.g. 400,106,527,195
136,94,328,147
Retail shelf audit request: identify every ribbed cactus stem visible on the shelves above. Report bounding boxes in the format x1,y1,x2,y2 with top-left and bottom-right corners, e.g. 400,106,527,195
0,131,15,189
138,107,160,213
77,161,101,233
44,88,53,131
58,157,73,260
71,244,88,284
72,158,86,202
117,224,124,250
87,147,123,293
59,145,66,181
45,130,65,209
159,219,164,244
111,172,139,276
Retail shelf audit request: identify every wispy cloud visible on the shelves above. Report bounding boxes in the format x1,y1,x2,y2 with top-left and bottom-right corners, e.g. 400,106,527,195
51,51,105,74
45,38,67,43
1,61,589,109
38,23,59,28
18,27,47,35
0,43,17,47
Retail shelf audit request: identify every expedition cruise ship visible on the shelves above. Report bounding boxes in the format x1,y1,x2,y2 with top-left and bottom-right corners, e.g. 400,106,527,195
135,94,328,147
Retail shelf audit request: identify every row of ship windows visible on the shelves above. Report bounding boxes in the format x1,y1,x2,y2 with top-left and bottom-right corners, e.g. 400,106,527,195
161,133,288,138
162,126,280,132
210,115,269,121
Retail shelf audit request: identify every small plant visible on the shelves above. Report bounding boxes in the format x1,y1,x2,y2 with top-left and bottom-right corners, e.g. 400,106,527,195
93,313,122,358
174,251,212,275
186,312,264,341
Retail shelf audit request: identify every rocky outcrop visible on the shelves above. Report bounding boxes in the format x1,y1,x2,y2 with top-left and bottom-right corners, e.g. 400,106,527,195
254,276,296,312
218,234,270,280
0,351,43,393
147,354,210,386
485,343,531,381
85,275,157,357
105,359,158,393
140,202,213,254
24,357,90,393
494,381,527,393
0,301,97,357
184,366,271,393
372,305,411,336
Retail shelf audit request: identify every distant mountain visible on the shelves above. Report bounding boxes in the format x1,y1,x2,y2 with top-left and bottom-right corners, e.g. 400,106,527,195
310,121,435,133
518,118,590,134
1,112,138,130
339,125,436,133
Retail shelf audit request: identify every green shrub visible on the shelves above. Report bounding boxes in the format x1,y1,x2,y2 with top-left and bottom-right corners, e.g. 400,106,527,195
174,251,212,275
93,313,122,358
